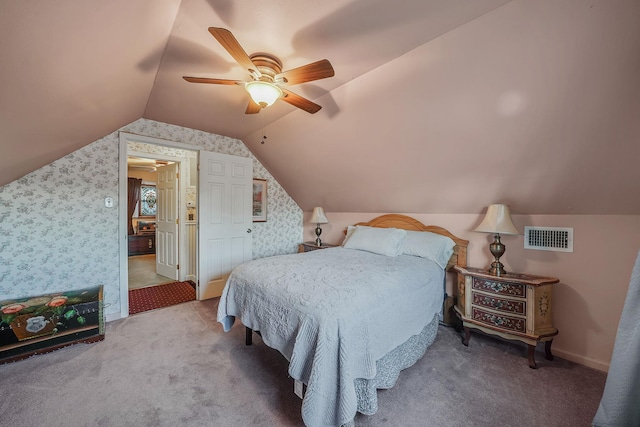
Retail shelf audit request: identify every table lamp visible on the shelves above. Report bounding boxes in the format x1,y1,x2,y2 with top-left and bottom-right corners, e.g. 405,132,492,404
474,204,519,276
309,207,329,246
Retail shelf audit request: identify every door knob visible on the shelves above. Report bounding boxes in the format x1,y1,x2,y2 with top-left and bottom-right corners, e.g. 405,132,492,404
247,229,252,233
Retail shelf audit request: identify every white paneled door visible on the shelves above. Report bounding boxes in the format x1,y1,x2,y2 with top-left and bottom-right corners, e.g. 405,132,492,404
156,163,179,280
198,152,253,300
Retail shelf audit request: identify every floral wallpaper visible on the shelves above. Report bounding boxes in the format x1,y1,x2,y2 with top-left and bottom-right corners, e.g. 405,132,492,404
0,119,303,318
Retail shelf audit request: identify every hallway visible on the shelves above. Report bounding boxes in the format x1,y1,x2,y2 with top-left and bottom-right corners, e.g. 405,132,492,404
128,254,173,290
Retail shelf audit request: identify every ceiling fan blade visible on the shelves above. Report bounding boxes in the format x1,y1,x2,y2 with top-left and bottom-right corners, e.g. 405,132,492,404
281,89,322,114
183,76,243,85
276,59,335,85
208,27,261,78
245,99,261,114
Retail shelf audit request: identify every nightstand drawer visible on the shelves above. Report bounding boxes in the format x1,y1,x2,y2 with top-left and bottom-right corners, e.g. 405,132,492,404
472,307,526,333
472,291,526,315
473,277,525,298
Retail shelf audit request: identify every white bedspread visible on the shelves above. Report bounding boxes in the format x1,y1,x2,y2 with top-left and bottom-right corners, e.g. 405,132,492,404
217,247,444,427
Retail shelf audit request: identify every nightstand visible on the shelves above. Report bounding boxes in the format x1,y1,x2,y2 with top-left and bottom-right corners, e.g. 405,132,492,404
453,266,559,369
298,242,337,253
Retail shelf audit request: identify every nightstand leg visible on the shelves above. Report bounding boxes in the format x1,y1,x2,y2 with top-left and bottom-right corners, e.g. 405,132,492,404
462,326,471,346
545,340,554,361
528,345,537,369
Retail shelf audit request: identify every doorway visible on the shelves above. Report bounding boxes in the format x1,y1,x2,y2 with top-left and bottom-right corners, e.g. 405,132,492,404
119,133,199,317
118,132,254,318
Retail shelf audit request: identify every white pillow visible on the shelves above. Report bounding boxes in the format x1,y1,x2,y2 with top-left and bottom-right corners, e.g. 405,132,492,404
342,225,356,245
342,225,407,257
402,230,456,269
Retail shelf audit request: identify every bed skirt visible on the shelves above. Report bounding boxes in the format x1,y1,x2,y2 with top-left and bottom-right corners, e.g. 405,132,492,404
342,313,439,426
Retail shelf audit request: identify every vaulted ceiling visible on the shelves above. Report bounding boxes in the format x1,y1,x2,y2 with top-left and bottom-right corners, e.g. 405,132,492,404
1,0,639,214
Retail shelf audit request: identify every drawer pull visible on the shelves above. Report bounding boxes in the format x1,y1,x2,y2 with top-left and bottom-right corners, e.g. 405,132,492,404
490,283,506,293
492,316,504,326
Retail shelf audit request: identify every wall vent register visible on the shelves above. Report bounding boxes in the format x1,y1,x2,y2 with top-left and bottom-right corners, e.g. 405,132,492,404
524,226,573,252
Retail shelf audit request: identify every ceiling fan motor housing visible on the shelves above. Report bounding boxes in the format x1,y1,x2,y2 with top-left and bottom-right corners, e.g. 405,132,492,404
249,53,283,82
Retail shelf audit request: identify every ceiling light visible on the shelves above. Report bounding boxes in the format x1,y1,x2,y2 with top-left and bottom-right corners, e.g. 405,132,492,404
245,81,282,108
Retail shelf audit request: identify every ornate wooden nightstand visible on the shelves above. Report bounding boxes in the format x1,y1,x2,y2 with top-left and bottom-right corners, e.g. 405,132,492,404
297,242,337,253
453,266,559,369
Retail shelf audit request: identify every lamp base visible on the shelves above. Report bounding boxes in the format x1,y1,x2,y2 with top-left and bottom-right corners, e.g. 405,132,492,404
489,261,506,277
488,233,507,276
315,224,322,247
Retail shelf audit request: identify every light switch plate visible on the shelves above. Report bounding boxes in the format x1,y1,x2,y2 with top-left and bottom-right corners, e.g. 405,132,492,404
104,197,114,208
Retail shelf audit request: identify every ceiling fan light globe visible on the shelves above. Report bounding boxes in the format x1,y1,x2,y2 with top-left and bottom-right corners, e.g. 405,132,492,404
245,81,282,108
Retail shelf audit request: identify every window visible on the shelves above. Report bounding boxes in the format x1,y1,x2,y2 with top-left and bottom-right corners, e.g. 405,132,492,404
139,185,157,217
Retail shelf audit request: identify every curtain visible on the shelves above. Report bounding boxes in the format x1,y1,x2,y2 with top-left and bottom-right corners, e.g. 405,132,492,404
127,178,142,235
593,249,640,426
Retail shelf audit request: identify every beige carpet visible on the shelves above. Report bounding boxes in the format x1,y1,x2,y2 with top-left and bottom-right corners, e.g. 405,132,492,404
128,254,173,290
0,298,607,427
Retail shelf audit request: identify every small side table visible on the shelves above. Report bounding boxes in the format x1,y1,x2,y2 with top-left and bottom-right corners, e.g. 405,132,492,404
298,242,337,253
453,266,559,369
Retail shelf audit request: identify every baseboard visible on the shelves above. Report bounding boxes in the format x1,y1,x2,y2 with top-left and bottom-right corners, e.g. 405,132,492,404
552,348,610,372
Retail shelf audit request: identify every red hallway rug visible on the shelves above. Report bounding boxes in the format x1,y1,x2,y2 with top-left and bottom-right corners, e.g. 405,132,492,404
129,281,196,315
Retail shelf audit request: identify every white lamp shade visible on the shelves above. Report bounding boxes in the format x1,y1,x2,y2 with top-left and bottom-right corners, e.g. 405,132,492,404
245,81,282,107
474,204,519,235
310,207,329,224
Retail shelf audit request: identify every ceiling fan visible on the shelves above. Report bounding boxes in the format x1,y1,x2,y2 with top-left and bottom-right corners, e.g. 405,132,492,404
183,27,335,114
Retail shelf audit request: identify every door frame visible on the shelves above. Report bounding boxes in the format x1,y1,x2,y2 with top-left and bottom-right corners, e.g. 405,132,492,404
118,132,200,318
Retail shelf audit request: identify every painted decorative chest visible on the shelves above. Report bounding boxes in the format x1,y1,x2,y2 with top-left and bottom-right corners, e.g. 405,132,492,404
0,285,104,363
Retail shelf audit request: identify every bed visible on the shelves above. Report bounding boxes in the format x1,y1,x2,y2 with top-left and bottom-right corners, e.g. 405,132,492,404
217,214,468,427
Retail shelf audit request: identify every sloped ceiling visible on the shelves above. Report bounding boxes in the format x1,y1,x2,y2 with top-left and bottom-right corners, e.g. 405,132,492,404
1,0,639,214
